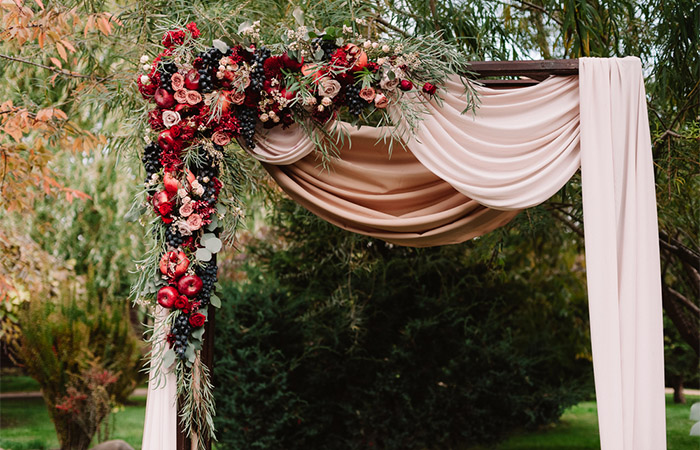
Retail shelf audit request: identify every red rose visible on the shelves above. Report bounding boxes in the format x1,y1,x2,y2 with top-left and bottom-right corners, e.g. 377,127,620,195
422,82,438,96
169,125,181,138
174,295,189,310
189,313,206,328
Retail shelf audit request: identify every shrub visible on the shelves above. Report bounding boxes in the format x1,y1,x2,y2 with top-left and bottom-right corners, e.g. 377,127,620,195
15,282,144,450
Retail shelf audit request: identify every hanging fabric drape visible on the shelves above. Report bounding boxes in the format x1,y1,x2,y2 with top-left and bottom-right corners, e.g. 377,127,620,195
144,57,666,450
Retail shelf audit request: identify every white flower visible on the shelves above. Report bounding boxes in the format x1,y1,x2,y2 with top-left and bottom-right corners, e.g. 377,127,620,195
178,188,188,198
372,42,379,49
162,110,181,128
176,220,192,236
321,96,332,106
140,75,150,85
317,105,324,112
260,113,269,122
363,40,372,49
140,55,150,64
273,116,280,123
142,64,151,72
304,96,317,106
342,25,353,34
382,45,391,53
268,111,277,119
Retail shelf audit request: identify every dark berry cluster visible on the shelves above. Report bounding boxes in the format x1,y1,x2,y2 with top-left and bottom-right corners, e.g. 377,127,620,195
345,83,367,117
238,107,257,148
197,47,223,93
312,37,338,61
158,61,179,93
142,142,162,178
165,226,185,249
195,261,218,307
250,47,271,90
172,314,193,359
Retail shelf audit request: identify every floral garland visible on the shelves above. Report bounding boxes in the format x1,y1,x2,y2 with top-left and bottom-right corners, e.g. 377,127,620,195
133,16,475,445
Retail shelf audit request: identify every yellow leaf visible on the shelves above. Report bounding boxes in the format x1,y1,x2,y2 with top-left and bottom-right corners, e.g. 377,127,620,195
55,42,67,61
50,57,62,69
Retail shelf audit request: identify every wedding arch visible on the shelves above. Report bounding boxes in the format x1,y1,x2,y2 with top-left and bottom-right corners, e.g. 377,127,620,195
134,22,665,450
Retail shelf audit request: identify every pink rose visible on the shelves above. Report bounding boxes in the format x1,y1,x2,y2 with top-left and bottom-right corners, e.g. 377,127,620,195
162,110,181,128
177,220,192,236
179,201,194,217
380,76,399,91
230,91,246,105
187,214,203,231
212,130,231,146
374,92,389,109
186,90,202,105
174,89,188,104
359,87,376,102
318,78,341,98
171,73,185,91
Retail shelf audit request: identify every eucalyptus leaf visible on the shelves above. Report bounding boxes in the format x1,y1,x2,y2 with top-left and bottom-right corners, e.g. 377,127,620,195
201,232,217,242
214,282,223,291
292,7,304,26
162,349,176,369
192,340,202,351
216,204,227,215
314,48,325,61
238,21,252,34
324,27,337,39
221,36,235,48
185,344,196,363
205,237,223,254
206,216,219,231
210,294,222,308
195,248,212,262
212,39,229,53
191,327,205,340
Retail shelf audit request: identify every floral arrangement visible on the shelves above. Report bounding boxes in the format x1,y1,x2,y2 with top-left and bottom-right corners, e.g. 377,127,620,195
132,15,476,446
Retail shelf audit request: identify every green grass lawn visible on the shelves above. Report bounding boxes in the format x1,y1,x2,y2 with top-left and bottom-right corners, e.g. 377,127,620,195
0,375,40,394
0,391,697,450
0,396,147,450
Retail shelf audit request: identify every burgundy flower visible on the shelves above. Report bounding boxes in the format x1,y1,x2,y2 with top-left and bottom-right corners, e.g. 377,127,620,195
174,295,189,310
422,82,438,96
399,80,413,91
185,22,201,39
189,313,206,328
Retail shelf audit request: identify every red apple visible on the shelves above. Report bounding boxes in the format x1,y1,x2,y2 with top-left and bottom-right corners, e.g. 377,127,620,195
157,286,178,308
186,169,196,185
163,171,180,193
399,80,414,91
184,69,200,90
174,103,194,115
158,129,176,151
154,88,175,108
280,88,296,102
281,52,303,71
178,274,203,297
217,91,232,114
159,250,189,278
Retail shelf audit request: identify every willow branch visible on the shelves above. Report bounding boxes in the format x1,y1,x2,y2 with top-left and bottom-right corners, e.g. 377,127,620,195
373,17,409,38
0,53,111,82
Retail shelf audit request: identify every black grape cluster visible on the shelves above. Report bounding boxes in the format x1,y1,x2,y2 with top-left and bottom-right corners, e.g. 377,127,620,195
195,261,218,308
142,142,162,179
312,37,338,61
238,107,257,148
158,61,179,93
172,314,192,359
165,227,185,249
345,83,366,116
250,47,271,90
192,149,220,179
196,47,223,93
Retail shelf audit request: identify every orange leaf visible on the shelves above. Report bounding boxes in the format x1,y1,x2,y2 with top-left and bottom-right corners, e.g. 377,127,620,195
49,73,58,85
38,31,44,48
84,15,94,37
53,109,67,120
96,16,111,36
35,108,53,121
55,42,67,61
50,57,62,69
61,39,76,53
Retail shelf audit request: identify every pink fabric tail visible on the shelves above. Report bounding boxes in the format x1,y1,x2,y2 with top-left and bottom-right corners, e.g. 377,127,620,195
579,57,666,450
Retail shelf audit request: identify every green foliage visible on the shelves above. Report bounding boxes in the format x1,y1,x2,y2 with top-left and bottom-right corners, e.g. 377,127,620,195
213,201,591,449
15,279,144,449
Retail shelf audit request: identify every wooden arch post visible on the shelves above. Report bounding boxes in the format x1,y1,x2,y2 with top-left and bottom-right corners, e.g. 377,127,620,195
173,58,580,450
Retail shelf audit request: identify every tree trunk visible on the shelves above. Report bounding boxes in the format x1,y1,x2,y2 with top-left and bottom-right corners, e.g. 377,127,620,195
670,374,686,404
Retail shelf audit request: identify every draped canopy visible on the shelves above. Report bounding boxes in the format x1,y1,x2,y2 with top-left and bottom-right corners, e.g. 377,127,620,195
143,57,666,450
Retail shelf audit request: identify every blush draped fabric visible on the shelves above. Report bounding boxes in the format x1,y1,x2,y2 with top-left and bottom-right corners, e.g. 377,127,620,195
144,57,666,450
